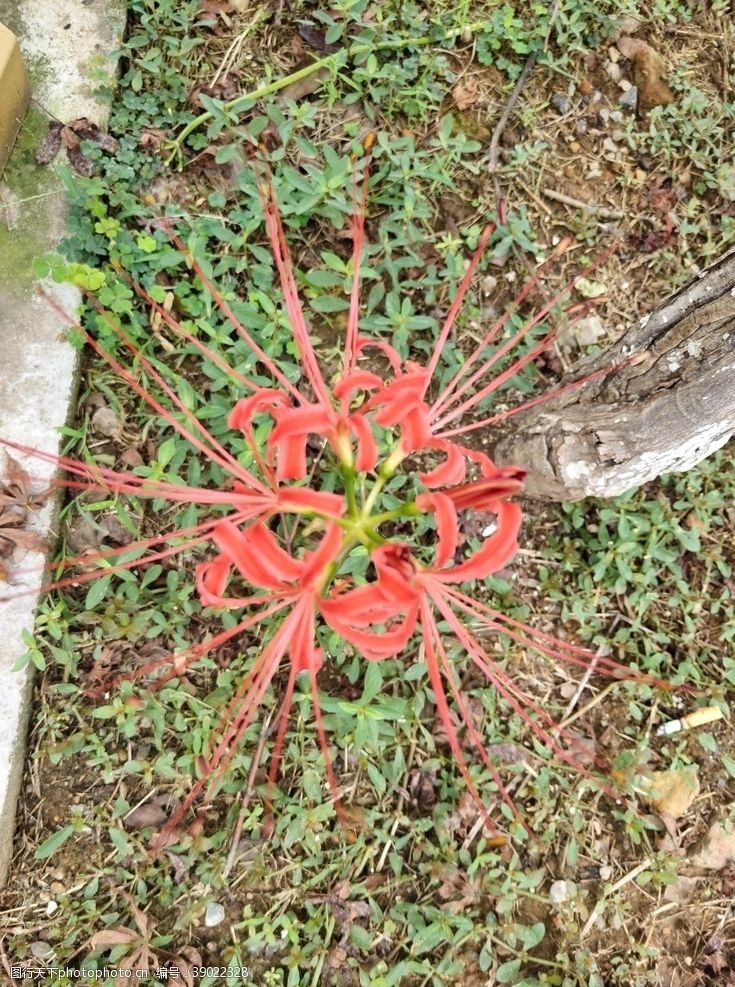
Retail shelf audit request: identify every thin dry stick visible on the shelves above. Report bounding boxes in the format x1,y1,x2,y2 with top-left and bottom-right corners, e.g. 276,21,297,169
487,1,560,209
581,857,652,938
556,681,619,733
0,943,19,985
222,711,274,879
488,52,538,208
542,188,624,221
559,618,621,723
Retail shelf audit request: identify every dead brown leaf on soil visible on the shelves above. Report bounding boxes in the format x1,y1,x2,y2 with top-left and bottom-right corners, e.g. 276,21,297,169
35,118,120,176
616,37,675,111
453,76,481,111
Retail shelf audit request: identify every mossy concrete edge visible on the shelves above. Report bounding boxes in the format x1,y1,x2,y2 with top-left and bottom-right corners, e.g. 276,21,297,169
0,0,127,887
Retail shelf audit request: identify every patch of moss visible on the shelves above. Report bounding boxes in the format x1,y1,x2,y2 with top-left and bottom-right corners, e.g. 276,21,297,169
0,106,62,298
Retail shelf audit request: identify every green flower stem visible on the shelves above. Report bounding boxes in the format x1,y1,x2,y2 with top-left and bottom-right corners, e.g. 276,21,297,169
165,21,492,166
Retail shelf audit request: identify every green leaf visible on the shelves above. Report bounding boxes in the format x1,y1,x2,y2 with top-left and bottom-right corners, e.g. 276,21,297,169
496,959,522,983
85,575,111,610
349,925,373,950
157,437,177,467
310,295,350,313
35,825,75,860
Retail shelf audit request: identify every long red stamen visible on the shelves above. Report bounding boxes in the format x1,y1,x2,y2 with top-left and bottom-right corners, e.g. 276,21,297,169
423,600,526,828
429,238,571,418
86,294,275,493
425,223,495,383
165,228,305,404
436,356,638,438
40,290,271,495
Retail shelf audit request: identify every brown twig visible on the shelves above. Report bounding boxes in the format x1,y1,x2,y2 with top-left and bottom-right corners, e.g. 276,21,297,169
222,711,274,879
542,187,625,220
488,52,538,210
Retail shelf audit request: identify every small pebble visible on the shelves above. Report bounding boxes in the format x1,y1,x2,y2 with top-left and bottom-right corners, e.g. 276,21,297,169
549,879,577,907
610,110,623,123
579,79,593,96
620,87,638,112
46,901,59,917
608,45,620,63
572,315,606,346
568,141,581,153
589,90,602,105
480,274,497,296
599,107,610,124
30,942,52,961
551,94,571,115
204,902,226,928
575,119,588,135
605,61,623,83
618,79,632,92
599,864,613,881
586,162,603,179
611,129,626,143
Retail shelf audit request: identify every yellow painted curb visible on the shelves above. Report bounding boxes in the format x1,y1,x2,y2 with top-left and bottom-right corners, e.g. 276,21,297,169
0,21,30,176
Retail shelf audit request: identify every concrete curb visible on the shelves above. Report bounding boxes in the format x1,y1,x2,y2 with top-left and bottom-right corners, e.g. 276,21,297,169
0,0,126,886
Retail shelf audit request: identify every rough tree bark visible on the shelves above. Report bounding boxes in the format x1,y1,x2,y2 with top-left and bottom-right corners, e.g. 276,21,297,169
493,248,735,500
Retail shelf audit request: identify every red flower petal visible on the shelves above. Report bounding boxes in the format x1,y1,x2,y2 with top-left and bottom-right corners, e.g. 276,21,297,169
212,520,302,588
416,492,458,569
276,487,346,517
434,502,522,582
419,441,467,488
349,412,378,473
444,469,526,510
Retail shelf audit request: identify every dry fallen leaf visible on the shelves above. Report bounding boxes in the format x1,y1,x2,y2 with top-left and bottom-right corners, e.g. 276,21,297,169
616,37,675,111
91,405,124,440
638,764,700,819
690,821,735,870
453,76,480,111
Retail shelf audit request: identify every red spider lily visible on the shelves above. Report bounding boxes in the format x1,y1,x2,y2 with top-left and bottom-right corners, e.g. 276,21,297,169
1,151,671,850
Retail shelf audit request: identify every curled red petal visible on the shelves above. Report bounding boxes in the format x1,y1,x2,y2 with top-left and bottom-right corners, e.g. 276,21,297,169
333,370,383,402
320,583,401,627
434,502,522,583
269,404,336,445
212,520,302,589
300,522,343,588
416,492,458,569
290,603,324,675
195,555,231,607
356,336,402,373
444,469,527,510
275,434,308,481
399,406,433,451
322,601,419,660
349,412,377,473
372,543,419,604
276,487,346,517
419,441,467,488
229,389,289,431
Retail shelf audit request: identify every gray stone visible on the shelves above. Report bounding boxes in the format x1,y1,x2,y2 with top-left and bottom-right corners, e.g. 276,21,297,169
549,879,577,906
204,902,226,928
620,86,639,112
551,94,571,115
604,61,623,84
0,0,126,888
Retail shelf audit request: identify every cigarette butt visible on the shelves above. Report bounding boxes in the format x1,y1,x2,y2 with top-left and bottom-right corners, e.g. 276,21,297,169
656,706,724,737
681,706,724,730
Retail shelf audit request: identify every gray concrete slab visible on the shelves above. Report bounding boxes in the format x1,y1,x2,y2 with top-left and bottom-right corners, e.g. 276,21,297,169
0,0,125,886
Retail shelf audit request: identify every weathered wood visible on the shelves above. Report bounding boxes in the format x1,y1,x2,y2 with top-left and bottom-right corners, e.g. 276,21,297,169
493,249,735,500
